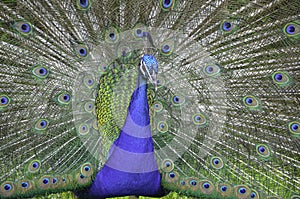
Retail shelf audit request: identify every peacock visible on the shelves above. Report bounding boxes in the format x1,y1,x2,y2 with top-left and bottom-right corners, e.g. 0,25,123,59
0,0,299,199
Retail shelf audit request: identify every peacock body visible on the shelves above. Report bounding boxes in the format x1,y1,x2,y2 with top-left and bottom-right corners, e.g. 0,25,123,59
0,0,300,199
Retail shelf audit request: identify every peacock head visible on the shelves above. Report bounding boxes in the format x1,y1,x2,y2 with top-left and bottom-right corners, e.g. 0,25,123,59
139,53,158,90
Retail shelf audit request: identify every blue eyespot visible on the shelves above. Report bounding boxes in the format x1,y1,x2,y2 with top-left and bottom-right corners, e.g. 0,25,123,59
291,123,299,131
221,185,227,192
80,0,88,8
34,119,49,131
63,94,70,102
57,92,71,105
4,183,12,191
84,166,90,171
162,44,170,53
274,73,283,82
52,178,58,184
32,162,39,168
286,25,296,35
250,192,256,198
162,0,172,9
169,172,175,178
165,161,171,167
194,115,201,122
21,23,31,33
21,182,29,188
258,146,265,153
222,21,232,31
203,182,210,189
40,120,47,128
238,187,246,194
1,96,9,105
109,33,116,41
79,47,87,57
190,180,197,186
173,96,179,103
213,158,220,165
39,67,47,76
206,66,214,74
87,79,94,85
245,97,253,105
136,29,143,37
43,178,49,185
80,174,85,179
77,0,91,10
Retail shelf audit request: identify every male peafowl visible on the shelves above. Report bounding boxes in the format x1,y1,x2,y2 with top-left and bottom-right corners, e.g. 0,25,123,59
0,0,299,199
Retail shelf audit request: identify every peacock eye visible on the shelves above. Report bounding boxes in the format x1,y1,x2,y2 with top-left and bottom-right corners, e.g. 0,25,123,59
220,19,237,34
243,95,260,109
35,119,49,131
14,21,33,35
251,192,256,198
286,25,296,34
288,121,300,138
83,74,95,88
0,94,10,108
78,123,89,135
32,66,49,79
222,21,232,31
221,185,227,192
43,178,49,185
21,23,31,33
238,187,246,194
28,160,41,173
160,0,175,11
283,21,300,37
172,94,185,106
162,45,170,53
168,172,176,178
203,182,210,189
193,113,207,126
161,159,174,172
52,178,58,184
21,182,29,188
4,183,12,191
79,48,87,57
256,144,271,158
211,157,224,169
77,0,92,10
80,162,93,177
234,185,250,198
84,101,94,112
98,65,108,74
57,92,71,105
105,26,119,44
189,180,197,186
272,71,291,86
79,0,88,7
157,121,168,133
160,40,174,56
203,64,221,77
135,29,143,37
75,45,89,58
153,101,163,112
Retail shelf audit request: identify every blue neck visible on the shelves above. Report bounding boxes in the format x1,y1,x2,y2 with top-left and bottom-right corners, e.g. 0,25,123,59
82,70,165,198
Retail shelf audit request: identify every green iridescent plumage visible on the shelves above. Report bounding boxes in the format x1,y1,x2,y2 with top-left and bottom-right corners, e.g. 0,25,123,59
0,0,300,199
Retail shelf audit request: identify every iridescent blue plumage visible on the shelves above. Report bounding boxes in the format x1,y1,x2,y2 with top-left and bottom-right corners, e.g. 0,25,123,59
78,54,164,198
